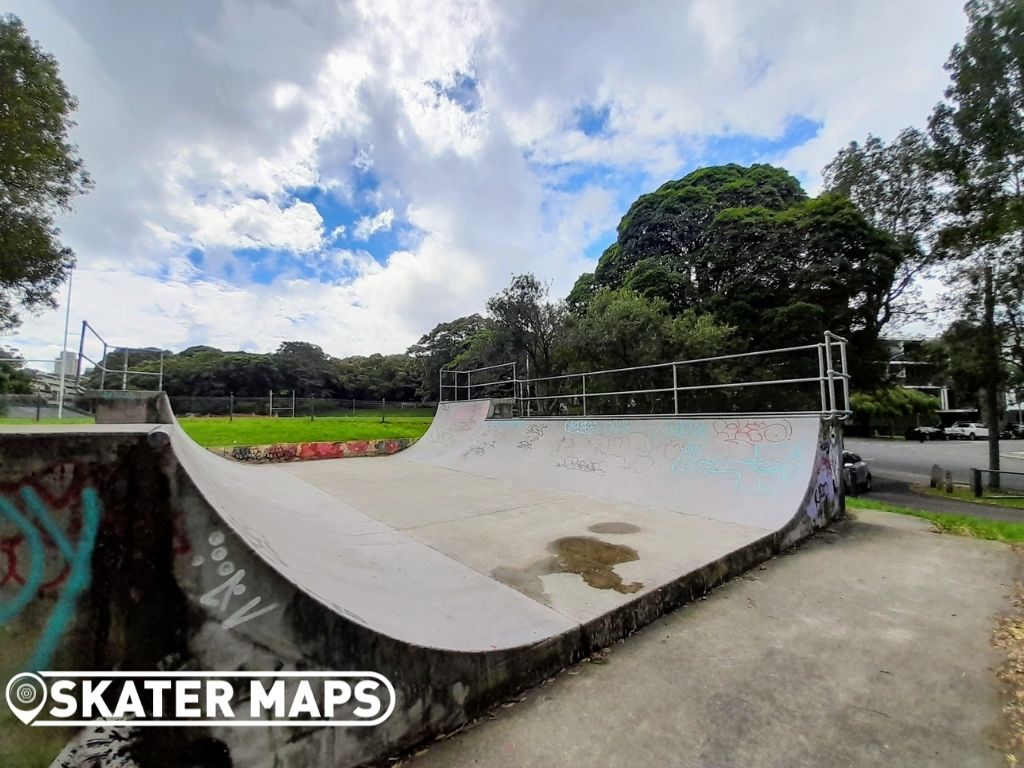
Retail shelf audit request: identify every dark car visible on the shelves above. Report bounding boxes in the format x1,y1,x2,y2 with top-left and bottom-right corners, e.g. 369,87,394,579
842,450,872,495
1001,423,1024,439
907,425,945,442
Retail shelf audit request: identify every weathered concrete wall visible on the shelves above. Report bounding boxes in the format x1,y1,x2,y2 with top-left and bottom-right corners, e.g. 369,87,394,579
0,431,584,767
214,437,415,464
83,390,171,424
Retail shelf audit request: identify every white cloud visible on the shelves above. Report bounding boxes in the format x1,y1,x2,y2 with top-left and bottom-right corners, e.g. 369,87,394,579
352,208,395,240
4,0,967,362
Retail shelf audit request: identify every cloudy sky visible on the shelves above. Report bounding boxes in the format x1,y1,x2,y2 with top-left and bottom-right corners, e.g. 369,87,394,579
5,0,966,367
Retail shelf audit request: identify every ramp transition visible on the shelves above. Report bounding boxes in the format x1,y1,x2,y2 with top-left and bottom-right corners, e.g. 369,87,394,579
0,397,842,767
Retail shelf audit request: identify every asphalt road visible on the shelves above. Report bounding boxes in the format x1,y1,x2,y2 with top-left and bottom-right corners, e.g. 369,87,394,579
845,435,1024,491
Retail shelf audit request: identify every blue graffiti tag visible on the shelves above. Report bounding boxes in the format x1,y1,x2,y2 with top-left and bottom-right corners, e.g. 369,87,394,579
0,487,101,670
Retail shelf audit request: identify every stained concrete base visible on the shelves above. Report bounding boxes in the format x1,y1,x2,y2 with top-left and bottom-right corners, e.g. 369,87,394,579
409,510,1015,768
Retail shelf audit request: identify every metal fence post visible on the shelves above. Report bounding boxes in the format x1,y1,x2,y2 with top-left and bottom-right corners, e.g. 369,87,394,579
581,373,587,417
822,334,836,415
229,392,234,422
672,364,679,415
972,468,983,498
269,390,273,417
467,370,472,401
817,344,827,414
158,351,164,391
99,340,107,391
75,320,87,387
122,350,129,390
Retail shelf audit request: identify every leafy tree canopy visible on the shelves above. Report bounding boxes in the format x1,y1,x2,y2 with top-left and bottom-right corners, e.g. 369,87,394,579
571,164,901,386
0,15,91,331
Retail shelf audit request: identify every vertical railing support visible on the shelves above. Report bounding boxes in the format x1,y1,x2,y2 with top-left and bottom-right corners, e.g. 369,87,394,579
838,339,849,412
672,364,679,415
817,344,827,414
75,320,87,387
99,340,107,391
582,373,587,417
823,335,836,415
121,350,129,390
158,351,165,391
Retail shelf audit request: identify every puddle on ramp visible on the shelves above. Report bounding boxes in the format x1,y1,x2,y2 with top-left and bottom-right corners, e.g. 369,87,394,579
492,535,643,606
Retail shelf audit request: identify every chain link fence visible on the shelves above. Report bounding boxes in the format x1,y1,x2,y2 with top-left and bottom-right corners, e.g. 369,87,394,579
168,396,437,419
0,393,436,421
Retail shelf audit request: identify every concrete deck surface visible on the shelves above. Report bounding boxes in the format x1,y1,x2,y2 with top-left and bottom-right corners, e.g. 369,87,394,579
282,457,771,623
408,510,1015,768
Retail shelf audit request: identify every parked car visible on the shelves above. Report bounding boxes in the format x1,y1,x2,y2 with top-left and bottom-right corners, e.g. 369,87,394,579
1000,423,1024,439
944,421,990,440
906,425,945,442
842,450,872,495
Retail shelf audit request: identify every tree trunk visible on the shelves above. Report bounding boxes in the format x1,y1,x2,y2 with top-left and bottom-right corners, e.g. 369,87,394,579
984,264,1001,490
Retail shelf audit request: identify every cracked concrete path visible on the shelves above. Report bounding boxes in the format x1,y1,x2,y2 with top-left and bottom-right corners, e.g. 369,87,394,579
408,510,1017,768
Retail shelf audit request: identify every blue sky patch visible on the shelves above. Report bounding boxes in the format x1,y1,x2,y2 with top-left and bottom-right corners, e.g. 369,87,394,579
574,103,611,137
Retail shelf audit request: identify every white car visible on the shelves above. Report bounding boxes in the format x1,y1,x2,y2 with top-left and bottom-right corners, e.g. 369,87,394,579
945,421,990,440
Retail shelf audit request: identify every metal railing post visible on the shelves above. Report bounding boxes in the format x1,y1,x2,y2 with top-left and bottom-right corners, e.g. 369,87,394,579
838,339,849,412
822,334,836,415
75,320,87,387
672,363,679,415
817,344,827,414
99,341,107,391
467,370,472,401
582,373,587,416
158,351,164,391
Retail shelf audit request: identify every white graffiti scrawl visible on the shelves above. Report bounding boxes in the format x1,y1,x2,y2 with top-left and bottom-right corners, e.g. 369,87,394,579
190,530,278,629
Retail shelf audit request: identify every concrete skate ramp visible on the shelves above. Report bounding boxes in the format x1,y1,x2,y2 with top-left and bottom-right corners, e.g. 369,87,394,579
0,397,842,767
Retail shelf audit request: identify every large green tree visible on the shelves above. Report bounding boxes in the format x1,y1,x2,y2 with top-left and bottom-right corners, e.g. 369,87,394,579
571,164,901,385
0,15,91,331
823,128,944,327
928,0,1024,484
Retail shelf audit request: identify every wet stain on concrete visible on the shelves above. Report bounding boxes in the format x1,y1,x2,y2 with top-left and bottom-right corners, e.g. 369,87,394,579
588,522,640,535
491,536,643,605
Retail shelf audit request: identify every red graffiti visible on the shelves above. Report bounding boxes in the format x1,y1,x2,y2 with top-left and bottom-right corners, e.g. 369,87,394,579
0,463,89,593
230,439,412,463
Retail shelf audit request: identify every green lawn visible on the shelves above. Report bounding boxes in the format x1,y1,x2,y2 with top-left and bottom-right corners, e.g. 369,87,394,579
847,497,1024,543
0,413,434,446
177,415,433,447
914,483,1024,510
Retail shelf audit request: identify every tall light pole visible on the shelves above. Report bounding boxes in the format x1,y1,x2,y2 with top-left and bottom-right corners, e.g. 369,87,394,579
56,268,74,419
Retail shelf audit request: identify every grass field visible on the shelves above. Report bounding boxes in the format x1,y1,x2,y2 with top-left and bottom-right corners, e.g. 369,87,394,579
0,414,434,447
179,415,433,446
847,497,1024,543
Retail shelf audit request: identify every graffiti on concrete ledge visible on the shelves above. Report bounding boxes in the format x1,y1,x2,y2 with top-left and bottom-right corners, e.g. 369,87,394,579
0,484,101,670
224,438,413,464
